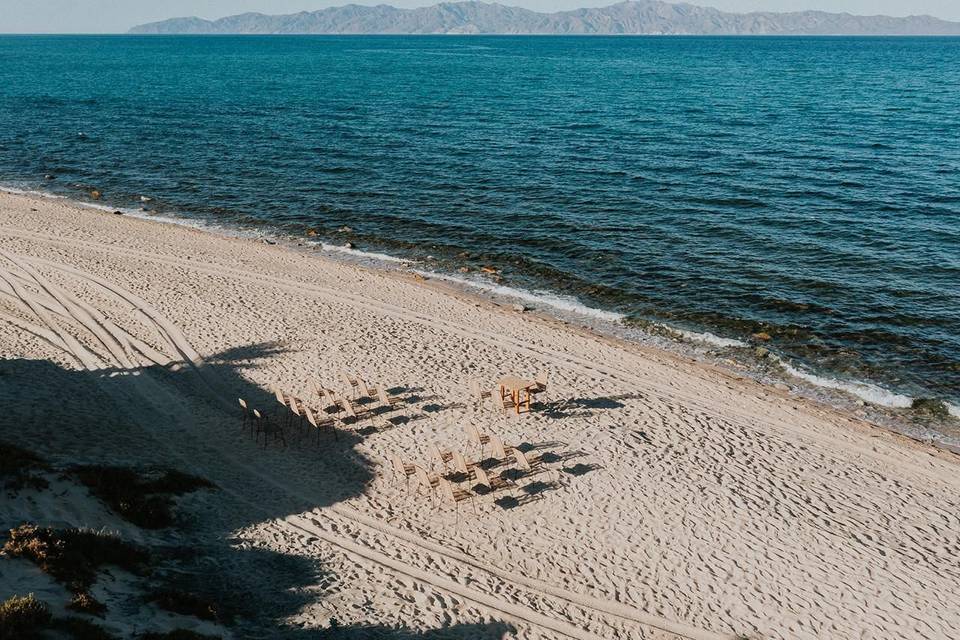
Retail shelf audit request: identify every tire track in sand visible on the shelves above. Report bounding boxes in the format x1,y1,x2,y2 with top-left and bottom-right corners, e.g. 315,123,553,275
3,225,955,490
0,248,727,640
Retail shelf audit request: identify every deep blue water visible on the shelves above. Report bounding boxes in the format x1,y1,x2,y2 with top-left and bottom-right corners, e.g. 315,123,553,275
1,35,958,416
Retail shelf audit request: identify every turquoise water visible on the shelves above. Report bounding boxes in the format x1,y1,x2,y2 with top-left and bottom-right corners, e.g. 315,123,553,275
1,35,958,421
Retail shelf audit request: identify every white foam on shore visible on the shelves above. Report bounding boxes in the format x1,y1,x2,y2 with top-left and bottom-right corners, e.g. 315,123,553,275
319,242,411,265
7,185,957,423
661,325,749,348
415,269,626,323
2,185,67,199
777,359,913,408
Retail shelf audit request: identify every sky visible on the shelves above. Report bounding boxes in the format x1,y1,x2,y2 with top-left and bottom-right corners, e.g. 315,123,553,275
2,0,960,33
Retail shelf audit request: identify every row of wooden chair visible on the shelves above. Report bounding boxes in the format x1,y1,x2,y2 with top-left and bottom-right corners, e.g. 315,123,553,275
237,397,288,447
237,371,402,448
390,425,547,521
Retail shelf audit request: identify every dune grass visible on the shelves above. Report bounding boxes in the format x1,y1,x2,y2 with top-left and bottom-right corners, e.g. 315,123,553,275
3,524,149,612
147,588,223,623
0,442,49,492
0,593,51,640
70,465,215,529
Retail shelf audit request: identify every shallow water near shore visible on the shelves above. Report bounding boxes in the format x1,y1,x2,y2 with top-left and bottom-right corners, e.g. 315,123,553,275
1,35,959,444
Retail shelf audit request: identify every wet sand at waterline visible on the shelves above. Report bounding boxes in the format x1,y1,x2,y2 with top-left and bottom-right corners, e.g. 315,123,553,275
1,189,958,640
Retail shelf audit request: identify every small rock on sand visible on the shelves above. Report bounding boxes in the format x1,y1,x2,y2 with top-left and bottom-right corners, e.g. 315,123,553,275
113,210,123,215
512,304,529,313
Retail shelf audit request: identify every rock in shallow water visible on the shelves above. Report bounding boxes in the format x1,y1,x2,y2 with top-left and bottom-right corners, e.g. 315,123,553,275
911,397,949,419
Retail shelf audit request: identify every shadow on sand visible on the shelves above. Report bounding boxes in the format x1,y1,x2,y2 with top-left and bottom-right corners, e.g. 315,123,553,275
0,343,514,638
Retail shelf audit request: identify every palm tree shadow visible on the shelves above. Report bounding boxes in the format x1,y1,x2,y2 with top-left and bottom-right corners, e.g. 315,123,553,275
0,345,514,636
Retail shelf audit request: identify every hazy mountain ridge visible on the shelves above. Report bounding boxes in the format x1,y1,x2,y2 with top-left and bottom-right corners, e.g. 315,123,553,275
129,0,960,35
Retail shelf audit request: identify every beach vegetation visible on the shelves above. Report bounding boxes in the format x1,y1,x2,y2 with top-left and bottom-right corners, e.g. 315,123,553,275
0,441,50,492
50,616,119,640
910,397,951,419
148,588,223,622
71,465,215,529
68,591,108,617
0,593,120,640
2,524,149,606
0,593,51,639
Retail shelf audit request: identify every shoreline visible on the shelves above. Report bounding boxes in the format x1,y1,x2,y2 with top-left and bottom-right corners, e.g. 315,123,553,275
5,185,958,454
3,187,960,638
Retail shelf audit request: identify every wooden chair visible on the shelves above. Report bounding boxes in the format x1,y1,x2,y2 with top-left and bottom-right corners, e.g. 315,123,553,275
513,448,544,475
358,377,378,399
451,450,477,480
304,404,336,445
238,398,252,434
463,423,490,457
309,379,329,401
322,387,341,417
469,380,492,410
438,478,475,522
287,395,305,438
473,465,514,495
254,409,286,448
413,464,440,504
271,385,291,427
339,396,361,427
530,369,549,396
427,443,454,472
489,434,515,462
390,454,415,488
340,370,360,398
490,388,514,414
377,386,402,412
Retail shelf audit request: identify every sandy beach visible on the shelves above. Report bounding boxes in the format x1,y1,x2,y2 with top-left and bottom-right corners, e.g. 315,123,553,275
1,188,959,639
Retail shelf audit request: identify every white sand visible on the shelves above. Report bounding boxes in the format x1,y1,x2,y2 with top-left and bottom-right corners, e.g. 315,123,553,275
1,189,958,639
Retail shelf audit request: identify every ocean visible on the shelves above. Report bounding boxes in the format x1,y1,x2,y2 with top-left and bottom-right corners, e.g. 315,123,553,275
1,35,958,442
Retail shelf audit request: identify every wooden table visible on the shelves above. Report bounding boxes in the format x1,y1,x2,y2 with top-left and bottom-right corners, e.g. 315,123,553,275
498,375,537,415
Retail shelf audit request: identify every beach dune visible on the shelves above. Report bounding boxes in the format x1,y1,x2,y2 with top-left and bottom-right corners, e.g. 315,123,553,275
1,190,958,639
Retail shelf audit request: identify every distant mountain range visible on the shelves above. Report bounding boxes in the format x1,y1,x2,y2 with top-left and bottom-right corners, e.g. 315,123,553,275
129,0,960,36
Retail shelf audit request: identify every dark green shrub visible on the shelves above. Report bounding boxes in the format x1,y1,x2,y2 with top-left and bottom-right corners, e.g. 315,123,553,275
148,589,221,622
68,592,107,617
51,617,119,640
71,466,214,529
3,524,149,594
0,593,51,639
0,442,49,491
